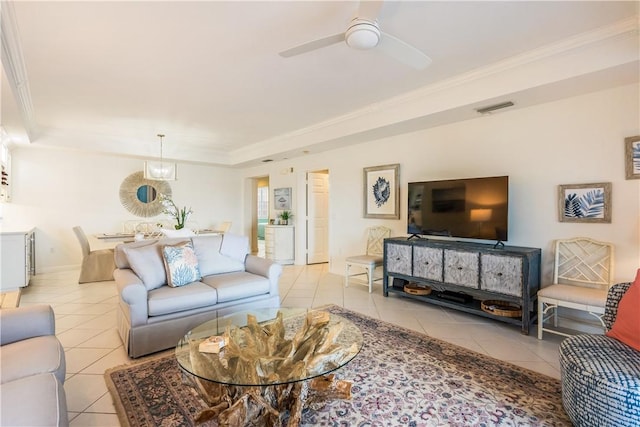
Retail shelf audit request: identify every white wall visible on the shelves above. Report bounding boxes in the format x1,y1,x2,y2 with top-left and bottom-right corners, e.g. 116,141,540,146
2,83,638,284
1,149,241,272
243,83,640,284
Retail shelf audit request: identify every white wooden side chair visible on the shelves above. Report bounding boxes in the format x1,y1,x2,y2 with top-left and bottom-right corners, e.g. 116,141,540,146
345,226,391,293
537,237,614,339
122,220,139,234
72,226,116,284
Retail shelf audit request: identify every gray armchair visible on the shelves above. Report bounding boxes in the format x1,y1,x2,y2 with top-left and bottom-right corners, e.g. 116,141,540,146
559,282,640,427
0,305,68,426
73,226,116,283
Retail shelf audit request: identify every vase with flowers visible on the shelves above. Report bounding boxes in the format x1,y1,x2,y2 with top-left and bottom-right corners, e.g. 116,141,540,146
159,194,193,230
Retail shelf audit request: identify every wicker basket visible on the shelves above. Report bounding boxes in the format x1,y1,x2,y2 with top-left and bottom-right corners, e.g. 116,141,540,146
404,284,432,296
481,300,522,318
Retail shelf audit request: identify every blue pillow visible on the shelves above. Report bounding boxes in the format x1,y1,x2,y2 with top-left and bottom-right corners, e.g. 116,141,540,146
161,241,201,287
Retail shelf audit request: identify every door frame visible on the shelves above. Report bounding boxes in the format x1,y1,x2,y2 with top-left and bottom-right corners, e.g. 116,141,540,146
305,169,330,265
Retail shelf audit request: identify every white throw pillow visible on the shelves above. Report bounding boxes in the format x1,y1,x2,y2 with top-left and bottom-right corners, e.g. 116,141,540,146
192,235,245,276
220,233,249,263
123,243,167,290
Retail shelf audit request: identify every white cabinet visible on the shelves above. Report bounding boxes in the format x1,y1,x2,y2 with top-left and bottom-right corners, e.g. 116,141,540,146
0,229,35,291
265,225,294,265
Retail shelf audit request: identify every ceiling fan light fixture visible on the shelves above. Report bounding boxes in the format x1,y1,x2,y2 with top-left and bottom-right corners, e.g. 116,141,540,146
345,19,380,50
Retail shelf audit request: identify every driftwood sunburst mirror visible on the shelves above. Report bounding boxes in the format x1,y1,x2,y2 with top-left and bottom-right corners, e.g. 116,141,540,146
119,171,172,217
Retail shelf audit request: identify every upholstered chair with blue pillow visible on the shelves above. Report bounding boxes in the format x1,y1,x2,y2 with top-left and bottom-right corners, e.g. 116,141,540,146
559,279,640,427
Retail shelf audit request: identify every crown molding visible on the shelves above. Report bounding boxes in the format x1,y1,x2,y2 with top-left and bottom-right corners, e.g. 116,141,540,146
1,1,36,141
402,16,639,103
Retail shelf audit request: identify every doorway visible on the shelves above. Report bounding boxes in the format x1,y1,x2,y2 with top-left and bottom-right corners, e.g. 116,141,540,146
252,176,269,257
306,170,329,264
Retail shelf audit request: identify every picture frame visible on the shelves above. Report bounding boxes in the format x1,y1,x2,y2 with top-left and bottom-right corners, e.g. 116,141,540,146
274,187,291,210
625,135,640,179
363,163,400,219
558,182,611,223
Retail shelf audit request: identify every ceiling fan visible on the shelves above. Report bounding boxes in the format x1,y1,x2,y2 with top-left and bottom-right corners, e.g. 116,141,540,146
278,0,432,70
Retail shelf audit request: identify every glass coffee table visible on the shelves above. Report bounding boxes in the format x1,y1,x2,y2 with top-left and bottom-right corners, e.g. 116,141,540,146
175,307,363,426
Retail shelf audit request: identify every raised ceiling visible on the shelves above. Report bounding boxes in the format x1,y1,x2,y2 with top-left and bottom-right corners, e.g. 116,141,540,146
1,1,638,167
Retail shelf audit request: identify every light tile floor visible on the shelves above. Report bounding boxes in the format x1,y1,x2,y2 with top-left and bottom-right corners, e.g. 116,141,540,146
20,263,566,426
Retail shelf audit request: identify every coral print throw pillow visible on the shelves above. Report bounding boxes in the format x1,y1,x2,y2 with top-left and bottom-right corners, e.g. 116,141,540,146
162,241,201,287
605,269,640,351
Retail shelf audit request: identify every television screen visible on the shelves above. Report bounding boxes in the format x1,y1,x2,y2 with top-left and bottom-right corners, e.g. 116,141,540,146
408,176,508,241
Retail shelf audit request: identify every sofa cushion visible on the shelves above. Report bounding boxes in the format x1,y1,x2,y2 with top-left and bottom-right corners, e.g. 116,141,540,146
0,335,65,385
192,235,245,276
0,373,68,427
114,239,158,269
161,241,201,287
220,233,249,263
116,237,190,274
606,269,640,351
147,282,218,316
201,271,270,303
123,243,167,290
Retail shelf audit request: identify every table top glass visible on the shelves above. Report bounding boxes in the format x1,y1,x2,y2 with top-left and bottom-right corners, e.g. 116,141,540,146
175,307,363,387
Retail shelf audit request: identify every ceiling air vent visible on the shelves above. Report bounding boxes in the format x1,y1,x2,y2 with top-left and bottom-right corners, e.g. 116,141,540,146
475,101,514,115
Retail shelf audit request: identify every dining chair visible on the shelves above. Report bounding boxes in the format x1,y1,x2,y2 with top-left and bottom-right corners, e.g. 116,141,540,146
344,226,391,293
122,220,139,234
72,226,116,283
537,237,614,339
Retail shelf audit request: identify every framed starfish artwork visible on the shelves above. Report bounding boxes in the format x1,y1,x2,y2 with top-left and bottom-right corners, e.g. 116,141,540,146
363,164,400,219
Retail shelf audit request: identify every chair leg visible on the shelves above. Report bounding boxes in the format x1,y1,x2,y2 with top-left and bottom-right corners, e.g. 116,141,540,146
367,265,373,293
345,263,350,288
537,299,544,340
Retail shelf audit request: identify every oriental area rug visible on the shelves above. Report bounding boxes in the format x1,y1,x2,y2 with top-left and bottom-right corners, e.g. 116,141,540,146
104,305,571,426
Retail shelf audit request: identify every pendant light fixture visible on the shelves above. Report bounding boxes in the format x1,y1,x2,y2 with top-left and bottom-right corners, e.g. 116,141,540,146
144,134,177,181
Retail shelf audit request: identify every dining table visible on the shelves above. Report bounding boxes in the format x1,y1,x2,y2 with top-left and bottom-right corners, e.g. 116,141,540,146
94,229,223,242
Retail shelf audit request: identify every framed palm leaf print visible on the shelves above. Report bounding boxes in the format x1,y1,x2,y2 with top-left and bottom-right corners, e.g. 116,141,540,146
625,135,640,179
558,182,611,223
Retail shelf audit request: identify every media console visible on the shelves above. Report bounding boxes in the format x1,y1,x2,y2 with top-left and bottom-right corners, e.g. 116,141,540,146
383,237,541,334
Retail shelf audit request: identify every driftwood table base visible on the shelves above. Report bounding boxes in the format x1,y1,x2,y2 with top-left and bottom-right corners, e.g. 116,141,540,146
184,373,352,426
176,310,361,427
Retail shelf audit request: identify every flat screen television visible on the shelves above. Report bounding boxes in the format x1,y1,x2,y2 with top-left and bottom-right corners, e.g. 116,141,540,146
407,176,509,241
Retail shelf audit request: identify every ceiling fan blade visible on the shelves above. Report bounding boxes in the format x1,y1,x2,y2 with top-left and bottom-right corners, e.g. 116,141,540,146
358,0,384,20
377,31,432,70
279,33,345,58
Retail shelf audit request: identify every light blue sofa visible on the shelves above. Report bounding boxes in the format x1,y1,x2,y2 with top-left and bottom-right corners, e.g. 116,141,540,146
0,305,68,426
559,281,639,427
113,233,282,358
